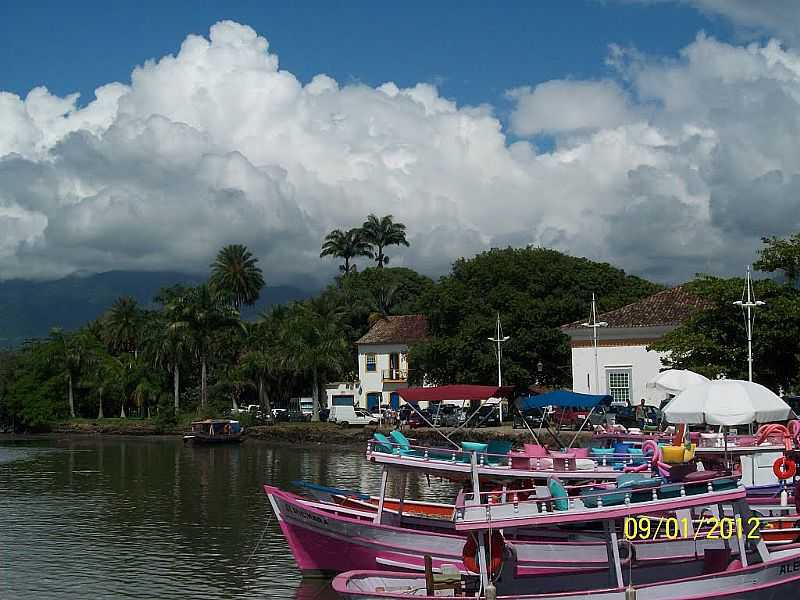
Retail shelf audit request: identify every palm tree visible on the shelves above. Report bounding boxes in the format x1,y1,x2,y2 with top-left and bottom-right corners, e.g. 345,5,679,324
367,280,400,326
210,244,265,310
238,350,273,416
284,303,350,421
51,328,98,418
105,297,142,359
133,379,161,418
147,316,193,414
167,284,242,408
93,354,124,419
360,214,410,268
320,228,373,274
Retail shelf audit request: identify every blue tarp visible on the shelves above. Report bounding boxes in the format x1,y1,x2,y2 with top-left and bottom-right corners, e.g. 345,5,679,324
516,390,612,411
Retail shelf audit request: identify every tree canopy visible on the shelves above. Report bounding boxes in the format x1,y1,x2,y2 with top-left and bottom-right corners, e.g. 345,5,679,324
754,233,800,287
409,247,663,388
0,242,677,431
651,275,800,393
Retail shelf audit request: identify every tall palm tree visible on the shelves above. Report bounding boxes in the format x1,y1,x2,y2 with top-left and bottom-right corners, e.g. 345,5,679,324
320,228,373,274
284,303,350,421
153,328,192,415
133,379,161,418
167,284,242,408
104,296,142,358
51,328,98,418
360,214,410,268
210,244,265,310
93,354,124,419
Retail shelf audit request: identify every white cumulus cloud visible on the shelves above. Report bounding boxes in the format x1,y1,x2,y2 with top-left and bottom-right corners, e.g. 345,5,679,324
509,80,636,135
1,21,800,286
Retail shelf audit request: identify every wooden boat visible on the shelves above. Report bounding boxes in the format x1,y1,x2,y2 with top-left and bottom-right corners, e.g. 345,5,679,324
333,457,800,599
183,419,245,444
266,482,752,579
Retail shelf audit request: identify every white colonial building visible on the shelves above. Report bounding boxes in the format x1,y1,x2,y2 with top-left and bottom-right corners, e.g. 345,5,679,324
347,314,429,412
561,286,706,406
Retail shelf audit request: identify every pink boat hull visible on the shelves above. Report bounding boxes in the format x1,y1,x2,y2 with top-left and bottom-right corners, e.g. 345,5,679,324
265,484,766,579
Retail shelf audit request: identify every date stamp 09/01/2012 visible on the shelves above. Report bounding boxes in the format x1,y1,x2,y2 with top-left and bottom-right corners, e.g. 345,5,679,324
623,516,762,541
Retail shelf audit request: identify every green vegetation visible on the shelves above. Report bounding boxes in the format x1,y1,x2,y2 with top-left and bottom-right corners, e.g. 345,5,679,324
1,231,686,433
320,214,410,272
409,247,662,387
320,228,373,274
651,276,800,391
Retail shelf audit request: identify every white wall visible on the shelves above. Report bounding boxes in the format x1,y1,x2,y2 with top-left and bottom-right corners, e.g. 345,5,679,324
571,344,668,406
357,342,410,407
325,382,359,409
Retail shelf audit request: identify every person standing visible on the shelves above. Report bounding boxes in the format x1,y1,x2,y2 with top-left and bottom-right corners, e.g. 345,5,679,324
635,398,647,429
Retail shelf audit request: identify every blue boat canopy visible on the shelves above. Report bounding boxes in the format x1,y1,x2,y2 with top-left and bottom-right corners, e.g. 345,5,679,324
516,390,612,411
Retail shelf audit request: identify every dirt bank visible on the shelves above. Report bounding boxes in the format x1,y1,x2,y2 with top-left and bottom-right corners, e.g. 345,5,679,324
29,419,594,449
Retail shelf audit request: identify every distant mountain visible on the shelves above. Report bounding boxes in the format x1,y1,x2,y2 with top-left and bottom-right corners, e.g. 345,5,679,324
0,271,314,347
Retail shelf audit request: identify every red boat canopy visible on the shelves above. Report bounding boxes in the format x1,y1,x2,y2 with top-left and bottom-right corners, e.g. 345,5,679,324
399,385,515,403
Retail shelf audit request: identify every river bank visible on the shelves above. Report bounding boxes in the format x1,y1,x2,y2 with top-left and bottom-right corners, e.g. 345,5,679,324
6,419,594,448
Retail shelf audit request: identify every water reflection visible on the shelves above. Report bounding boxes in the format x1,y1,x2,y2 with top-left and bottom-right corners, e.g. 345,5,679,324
0,436,456,599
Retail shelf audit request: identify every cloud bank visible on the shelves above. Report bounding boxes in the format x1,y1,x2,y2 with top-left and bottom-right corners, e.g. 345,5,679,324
1,21,800,285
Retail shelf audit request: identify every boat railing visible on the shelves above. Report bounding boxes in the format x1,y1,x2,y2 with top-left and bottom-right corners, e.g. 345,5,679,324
367,439,652,470
367,439,516,467
455,475,743,527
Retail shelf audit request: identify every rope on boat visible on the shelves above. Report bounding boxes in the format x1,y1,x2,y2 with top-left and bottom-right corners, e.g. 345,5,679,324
246,513,273,565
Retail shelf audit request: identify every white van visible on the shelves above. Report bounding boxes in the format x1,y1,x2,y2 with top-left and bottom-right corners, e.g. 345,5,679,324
329,404,379,427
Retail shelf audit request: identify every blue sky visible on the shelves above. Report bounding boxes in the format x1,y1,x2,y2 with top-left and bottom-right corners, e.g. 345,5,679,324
1,0,732,112
0,1,797,285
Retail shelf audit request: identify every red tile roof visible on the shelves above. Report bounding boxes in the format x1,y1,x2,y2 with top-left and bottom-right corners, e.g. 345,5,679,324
561,285,708,330
356,314,429,345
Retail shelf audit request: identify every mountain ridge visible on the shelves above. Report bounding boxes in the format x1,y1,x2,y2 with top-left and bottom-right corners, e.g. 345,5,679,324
0,271,313,347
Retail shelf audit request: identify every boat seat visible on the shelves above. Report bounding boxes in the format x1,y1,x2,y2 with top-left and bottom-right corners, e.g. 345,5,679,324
389,431,417,456
702,548,732,574
372,433,395,454
547,477,570,511
580,486,627,508
485,440,513,465
726,559,743,571
523,443,549,458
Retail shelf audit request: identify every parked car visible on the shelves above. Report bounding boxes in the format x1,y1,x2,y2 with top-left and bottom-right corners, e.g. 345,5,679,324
274,408,309,423
472,404,501,427
431,404,462,427
400,407,427,428
329,404,379,427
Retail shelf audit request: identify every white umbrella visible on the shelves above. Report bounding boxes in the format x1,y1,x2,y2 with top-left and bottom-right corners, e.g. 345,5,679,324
663,379,791,426
646,369,710,395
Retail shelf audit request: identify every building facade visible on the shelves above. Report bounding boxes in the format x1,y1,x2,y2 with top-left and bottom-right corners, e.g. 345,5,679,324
353,314,428,411
561,286,706,406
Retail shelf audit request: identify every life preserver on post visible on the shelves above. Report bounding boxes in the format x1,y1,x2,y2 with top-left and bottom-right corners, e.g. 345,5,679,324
773,456,797,480
462,530,504,576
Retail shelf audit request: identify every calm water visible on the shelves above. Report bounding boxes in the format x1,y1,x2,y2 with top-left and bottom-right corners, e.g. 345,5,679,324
0,435,456,600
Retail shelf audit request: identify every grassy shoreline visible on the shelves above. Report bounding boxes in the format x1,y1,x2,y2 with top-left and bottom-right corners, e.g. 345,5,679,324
2,419,595,448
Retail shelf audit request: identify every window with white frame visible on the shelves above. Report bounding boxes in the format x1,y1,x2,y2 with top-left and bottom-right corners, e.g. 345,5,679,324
365,353,376,372
606,368,632,405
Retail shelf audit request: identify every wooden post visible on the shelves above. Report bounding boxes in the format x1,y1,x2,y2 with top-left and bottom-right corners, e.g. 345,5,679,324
424,555,434,595
470,451,491,591
604,519,624,588
374,467,389,525
733,511,748,567
397,472,407,525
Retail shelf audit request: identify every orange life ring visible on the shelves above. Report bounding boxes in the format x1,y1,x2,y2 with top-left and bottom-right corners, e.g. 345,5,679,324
773,457,797,480
462,531,504,576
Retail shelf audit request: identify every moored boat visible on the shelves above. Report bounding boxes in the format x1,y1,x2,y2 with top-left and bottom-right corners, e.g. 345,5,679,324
183,419,245,443
333,459,800,599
